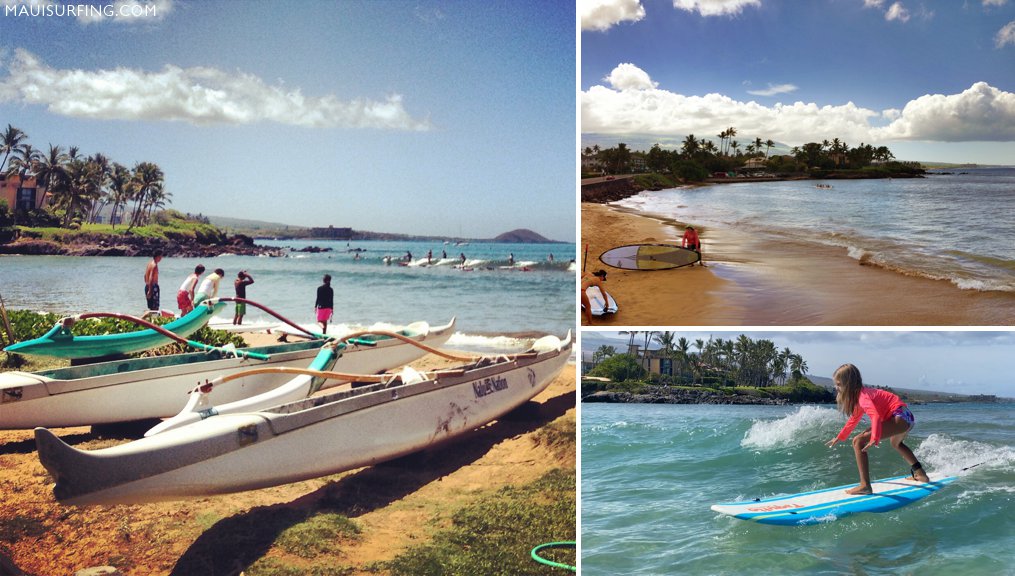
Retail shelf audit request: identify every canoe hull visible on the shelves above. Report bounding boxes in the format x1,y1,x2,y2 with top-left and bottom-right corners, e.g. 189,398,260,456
36,332,570,505
1,319,455,429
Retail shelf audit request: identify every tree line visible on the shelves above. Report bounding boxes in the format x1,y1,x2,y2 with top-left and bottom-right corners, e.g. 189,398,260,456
0,123,170,229
582,126,921,180
589,331,810,388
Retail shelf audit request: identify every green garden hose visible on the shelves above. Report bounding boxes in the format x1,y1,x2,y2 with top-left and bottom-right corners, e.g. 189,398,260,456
530,541,576,572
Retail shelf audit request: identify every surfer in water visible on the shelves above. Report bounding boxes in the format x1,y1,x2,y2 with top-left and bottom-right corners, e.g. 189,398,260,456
825,363,930,494
581,269,609,325
682,225,705,266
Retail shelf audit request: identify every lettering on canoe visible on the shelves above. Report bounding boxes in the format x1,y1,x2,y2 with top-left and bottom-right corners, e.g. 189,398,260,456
472,375,509,398
2,387,23,403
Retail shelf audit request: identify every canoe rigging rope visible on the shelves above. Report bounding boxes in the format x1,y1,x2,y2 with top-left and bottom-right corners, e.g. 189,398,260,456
204,329,510,389
214,297,320,339
58,306,267,360
531,541,576,572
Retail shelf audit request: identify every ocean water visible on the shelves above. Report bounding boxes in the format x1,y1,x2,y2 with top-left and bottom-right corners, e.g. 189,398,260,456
0,239,576,351
581,403,1015,575
614,168,1015,293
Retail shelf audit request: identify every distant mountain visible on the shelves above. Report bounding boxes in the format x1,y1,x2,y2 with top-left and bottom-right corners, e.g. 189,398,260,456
492,229,562,243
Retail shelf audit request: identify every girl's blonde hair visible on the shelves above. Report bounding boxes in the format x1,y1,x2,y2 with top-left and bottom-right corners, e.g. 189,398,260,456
833,363,864,416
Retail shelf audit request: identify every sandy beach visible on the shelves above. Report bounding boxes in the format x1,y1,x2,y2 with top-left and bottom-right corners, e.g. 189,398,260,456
0,333,576,575
582,201,1015,325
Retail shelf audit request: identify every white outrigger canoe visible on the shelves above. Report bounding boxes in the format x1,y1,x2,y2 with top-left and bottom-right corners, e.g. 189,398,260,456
35,331,571,506
1,318,455,429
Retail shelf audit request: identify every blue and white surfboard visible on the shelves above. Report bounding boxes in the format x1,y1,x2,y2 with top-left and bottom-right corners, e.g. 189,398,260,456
711,472,956,526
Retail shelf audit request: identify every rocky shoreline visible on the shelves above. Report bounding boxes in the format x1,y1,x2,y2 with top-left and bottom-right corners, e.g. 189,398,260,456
582,386,834,406
0,233,285,258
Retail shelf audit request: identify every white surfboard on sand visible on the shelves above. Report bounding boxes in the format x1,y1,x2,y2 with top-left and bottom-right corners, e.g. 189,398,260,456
711,472,956,526
583,287,618,316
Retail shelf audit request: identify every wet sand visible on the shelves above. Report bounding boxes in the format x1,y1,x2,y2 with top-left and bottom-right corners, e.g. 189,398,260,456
582,202,1015,326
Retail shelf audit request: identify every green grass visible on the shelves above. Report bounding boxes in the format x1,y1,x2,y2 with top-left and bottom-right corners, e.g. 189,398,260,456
274,513,361,558
384,469,576,576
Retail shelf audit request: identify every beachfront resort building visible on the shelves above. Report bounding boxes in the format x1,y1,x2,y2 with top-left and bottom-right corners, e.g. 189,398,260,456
0,175,46,212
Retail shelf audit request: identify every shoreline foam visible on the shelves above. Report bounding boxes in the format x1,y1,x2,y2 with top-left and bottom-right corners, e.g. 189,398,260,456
581,201,1015,325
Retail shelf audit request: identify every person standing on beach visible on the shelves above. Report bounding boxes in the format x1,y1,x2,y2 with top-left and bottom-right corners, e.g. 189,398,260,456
426,249,433,265
315,274,334,334
826,363,931,494
682,226,706,266
194,268,224,305
232,270,254,325
144,250,163,313
177,264,205,315
581,269,609,325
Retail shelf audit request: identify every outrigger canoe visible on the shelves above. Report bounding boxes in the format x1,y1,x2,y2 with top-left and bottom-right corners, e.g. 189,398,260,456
35,331,571,505
3,301,227,359
1,318,455,429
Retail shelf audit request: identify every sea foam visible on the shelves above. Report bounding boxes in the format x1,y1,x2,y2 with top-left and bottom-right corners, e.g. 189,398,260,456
741,405,842,450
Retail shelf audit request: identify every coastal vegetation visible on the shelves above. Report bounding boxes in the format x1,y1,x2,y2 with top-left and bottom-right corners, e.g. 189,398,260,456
583,332,834,404
1,124,172,230
581,127,924,182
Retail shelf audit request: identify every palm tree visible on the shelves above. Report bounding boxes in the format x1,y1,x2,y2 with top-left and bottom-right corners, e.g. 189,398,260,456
58,159,103,226
106,163,132,229
754,137,763,156
592,345,616,367
0,124,27,175
681,134,700,158
789,354,809,380
127,161,164,229
764,139,775,159
34,144,69,209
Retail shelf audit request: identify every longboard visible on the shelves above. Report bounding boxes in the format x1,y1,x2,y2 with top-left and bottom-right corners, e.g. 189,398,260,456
711,472,956,526
600,244,700,271
582,287,617,316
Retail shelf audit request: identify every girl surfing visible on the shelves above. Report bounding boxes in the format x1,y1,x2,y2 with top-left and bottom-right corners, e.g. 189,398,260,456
826,363,931,494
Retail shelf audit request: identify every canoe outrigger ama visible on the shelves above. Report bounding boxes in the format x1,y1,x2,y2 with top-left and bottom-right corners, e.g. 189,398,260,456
2,300,227,359
34,331,571,506
0,318,456,429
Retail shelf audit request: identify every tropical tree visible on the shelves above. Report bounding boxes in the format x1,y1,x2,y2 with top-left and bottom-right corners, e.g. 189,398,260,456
764,139,774,159
0,124,27,174
592,345,616,368
33,144,69,208
127,161,165,229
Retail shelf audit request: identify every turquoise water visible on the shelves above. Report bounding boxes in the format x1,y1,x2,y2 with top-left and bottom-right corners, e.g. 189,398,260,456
615,168,1015,292
0,239,576,349
581,403,1015,575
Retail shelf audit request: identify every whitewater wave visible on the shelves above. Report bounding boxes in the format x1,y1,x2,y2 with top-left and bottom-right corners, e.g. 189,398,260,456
916,433,1015,477
741,405,842,450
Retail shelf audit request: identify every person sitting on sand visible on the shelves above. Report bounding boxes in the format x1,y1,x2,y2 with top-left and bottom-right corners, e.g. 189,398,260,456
682,225,706,267
581,269,609,325
825,363,930,495
177,264,205,315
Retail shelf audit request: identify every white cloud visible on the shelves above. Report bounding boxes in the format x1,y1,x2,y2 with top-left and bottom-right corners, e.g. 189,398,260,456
0,50,431,130
580,0,645,31
582,63,1015,144
746,83,798,97
873,82,1015,142
983,0,1008,7
862,0,885,7
672,0,761,17
885,1,910,22
604,62,657,90
996,20,1015,48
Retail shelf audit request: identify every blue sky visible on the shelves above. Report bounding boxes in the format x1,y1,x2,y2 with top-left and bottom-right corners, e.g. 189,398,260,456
0,1,575,240
581,0,1015,164
583,331,1015,398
